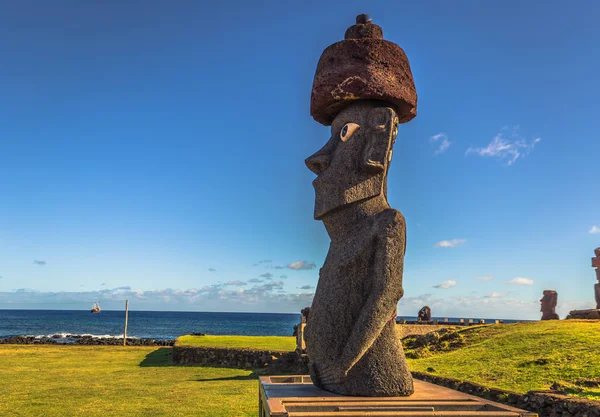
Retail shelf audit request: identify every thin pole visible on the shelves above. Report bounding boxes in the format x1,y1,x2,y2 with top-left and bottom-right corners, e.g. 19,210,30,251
123,300,129,347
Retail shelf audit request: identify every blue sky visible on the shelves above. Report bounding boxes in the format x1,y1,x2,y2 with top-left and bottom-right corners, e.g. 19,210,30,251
1,1,599,319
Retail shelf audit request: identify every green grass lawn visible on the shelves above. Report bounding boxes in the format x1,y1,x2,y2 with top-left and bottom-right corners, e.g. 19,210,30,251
2,321,599,416
406,320,600,400
0,345,258,417
175,334,295,351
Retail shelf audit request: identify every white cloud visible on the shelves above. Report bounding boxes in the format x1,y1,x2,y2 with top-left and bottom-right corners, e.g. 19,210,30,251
430,133,451,155
225,280,246,286
298,285,315,290
287,261,316,270
0,283,313,313
484,291,509,298
466,126,540,165
434,239,466,248
475,276,494,281
589,225,600,234
507,277,534,285
433,280,457,289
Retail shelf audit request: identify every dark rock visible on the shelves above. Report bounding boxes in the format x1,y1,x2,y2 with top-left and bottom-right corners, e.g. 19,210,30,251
310,15,416,126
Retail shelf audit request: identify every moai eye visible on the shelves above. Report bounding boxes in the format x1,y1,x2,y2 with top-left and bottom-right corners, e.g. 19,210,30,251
340,123,360,142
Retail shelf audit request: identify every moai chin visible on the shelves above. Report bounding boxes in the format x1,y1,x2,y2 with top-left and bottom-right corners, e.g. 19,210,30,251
593,248,600,309
304,14,417,397
540,290,559,320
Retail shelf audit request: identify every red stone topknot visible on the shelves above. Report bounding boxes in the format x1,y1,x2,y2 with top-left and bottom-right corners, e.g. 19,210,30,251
310,14,417,126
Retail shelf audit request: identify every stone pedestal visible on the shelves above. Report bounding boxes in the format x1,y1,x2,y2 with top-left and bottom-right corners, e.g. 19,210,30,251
566,309,600,320
258,375,537,417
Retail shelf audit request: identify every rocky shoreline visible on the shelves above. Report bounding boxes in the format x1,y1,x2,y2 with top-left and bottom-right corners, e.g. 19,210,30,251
0,334,174,346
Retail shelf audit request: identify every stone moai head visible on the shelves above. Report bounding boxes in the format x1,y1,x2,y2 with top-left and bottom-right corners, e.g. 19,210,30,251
540,290,559,320
418,306,431,322
305,14,417,220
300,306,310,323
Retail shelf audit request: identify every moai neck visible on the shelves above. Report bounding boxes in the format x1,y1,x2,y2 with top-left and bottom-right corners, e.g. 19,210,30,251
322,194,390,241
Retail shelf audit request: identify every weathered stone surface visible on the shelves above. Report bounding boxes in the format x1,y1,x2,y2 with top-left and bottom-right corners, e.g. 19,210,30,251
310,15,417,126
304,14,418,398
172,346,308,374
418,306,432,322
540,290,560,320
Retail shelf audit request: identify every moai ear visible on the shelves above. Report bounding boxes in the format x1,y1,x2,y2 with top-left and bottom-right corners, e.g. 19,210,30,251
362,107,397,173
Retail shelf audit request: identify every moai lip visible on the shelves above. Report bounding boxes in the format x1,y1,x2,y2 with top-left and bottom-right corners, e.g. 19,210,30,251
304,15,417,397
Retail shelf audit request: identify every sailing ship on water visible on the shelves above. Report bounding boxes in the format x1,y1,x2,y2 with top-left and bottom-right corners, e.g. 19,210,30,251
90,302,101,314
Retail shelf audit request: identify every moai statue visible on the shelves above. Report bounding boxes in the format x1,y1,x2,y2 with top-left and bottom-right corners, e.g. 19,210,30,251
417,306,431,322
593,248,600,309
304,14,417,397
540,290,559,320
295,307,310,354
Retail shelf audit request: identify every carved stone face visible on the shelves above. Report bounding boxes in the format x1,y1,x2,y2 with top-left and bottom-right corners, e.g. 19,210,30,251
305,101,398,220
540,292,557,312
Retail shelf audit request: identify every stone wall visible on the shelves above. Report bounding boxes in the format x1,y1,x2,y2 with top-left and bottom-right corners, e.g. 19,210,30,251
413,372,600,417
172,345,309,374
397,324,458,338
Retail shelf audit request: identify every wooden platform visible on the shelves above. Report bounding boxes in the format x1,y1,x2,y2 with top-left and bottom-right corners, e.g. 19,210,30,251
259,375,537,417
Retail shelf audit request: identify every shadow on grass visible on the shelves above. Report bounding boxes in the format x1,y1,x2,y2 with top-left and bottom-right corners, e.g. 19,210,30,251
139,348,174,367
196,371,259,382
565,389,600,401
583,392,600,400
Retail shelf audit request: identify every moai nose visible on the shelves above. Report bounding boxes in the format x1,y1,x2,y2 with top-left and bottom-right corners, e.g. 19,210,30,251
305,152,331,175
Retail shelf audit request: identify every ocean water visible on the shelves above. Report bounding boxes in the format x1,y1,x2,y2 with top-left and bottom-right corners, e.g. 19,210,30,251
0,310,301,339
0,310,527,340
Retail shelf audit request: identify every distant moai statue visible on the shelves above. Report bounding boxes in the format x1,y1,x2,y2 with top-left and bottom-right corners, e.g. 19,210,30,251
540,290,559,320
417,306,431,322
294,307,311,354
593,248,600,309
304,14,418,397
